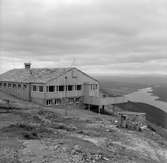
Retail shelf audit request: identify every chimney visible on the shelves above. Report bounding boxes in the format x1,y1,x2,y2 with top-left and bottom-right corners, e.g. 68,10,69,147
24,63,31,70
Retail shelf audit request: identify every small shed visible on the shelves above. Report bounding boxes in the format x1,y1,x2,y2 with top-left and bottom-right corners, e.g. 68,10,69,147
118,111,146,131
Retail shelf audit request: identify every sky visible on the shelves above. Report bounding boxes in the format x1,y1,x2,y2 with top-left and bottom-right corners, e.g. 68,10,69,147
0,0,167,75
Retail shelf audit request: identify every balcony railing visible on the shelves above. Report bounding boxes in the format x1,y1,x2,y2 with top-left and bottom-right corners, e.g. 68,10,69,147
83,96,127,106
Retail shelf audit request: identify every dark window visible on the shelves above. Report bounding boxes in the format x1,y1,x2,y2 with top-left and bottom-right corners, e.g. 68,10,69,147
92,84,97,90
68,85,73,91
75,97,80,103
18,84,21,88
121,116,126,120
13,84,16,88
8,83,11,88
0,83,2,87
90,84,97,90
77,85,82,90
49,86,55,92
23,84,27,88
4,83,6,87
55,99,61,105
39,86,43,92
59,85,64,91
46,99,52,105
32,85,36,91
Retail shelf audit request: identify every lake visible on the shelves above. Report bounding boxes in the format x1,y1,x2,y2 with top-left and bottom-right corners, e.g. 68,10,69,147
125,87,167,113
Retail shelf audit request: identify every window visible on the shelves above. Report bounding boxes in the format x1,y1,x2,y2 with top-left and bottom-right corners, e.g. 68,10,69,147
39,86,43,92
75,97,80,103
121,115,126,120
18,84,21,88
49,86,55,92
59,85,64,91
55,99,61,105
23,84,27,89
95,84,98,89
8,83,11,88
68,98,74,104
46,99,52,105
93,84,97,90
77,85,82,90
13,84,16,88
68,85,73,91
32,85,36,91
4,83,6,87
0,83,2,87
91,84,97,90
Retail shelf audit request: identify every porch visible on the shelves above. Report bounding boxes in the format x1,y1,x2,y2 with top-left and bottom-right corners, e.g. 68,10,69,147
83,96,127,106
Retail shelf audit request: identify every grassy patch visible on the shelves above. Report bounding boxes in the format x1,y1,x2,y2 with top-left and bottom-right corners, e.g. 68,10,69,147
1,122,53,140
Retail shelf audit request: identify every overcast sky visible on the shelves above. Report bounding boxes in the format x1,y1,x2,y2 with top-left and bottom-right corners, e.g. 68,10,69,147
0,0,167,75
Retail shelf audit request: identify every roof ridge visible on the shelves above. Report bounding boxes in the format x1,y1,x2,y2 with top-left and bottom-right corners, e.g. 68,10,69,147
0,67,75,83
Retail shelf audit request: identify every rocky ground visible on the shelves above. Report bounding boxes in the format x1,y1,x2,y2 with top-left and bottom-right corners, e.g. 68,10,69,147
0,91,167,163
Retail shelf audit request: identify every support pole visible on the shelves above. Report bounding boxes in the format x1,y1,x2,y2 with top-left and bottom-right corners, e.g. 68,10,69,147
65,76,68,116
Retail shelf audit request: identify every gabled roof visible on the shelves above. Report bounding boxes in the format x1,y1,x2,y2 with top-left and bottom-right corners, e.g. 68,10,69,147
0,67,72,83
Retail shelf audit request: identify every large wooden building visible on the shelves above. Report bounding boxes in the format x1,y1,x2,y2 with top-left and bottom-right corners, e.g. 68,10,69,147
0,63,127,108
0,63,100,106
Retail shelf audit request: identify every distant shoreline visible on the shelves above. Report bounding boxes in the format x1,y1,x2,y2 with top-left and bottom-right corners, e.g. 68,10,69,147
126,87,167,113
128,86,167,103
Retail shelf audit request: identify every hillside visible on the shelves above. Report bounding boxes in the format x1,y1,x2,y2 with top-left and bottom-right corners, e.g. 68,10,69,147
0,91,167,163
116,102,167,129
116,102,167,139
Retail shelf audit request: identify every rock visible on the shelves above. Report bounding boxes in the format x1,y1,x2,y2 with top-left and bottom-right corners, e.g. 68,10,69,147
73,145,82,152
54,145,59,150
103,156,109,161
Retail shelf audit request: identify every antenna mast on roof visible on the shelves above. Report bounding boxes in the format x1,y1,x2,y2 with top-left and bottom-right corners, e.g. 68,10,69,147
71,57,76,67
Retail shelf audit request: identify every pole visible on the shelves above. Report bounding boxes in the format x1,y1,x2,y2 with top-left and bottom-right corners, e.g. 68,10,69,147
65,76,68,116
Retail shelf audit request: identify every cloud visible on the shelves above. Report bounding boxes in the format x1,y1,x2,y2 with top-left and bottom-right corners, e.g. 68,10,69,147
0,0,167,74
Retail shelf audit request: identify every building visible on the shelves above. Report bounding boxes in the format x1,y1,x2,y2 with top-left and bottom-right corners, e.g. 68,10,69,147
118,111,147,131
0,63,126,107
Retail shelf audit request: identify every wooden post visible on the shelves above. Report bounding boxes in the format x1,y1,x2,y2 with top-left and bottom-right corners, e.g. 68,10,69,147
65,76,68,116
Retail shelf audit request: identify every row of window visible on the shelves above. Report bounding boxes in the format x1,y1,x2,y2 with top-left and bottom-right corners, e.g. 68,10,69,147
46,97,81,105
0,82,98,92
32,85,43,92
32,85,82,92
90,84,98,90
0,82,27,89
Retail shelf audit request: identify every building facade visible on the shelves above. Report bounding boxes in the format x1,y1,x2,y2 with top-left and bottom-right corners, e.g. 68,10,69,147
0,63,99,106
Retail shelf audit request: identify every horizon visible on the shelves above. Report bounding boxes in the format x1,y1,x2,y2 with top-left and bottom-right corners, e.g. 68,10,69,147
1,63,167,78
